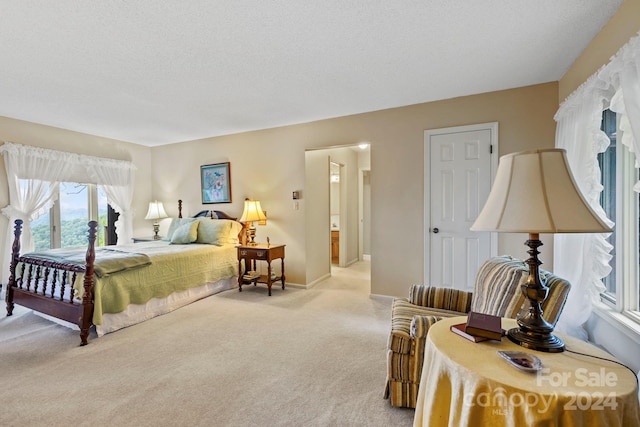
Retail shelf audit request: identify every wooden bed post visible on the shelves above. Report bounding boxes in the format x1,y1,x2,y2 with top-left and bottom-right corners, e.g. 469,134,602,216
5,219,23,316
79,221,97,346
178,199,183,218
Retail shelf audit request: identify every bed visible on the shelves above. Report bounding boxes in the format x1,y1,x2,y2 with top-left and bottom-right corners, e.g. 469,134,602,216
4,201,244,345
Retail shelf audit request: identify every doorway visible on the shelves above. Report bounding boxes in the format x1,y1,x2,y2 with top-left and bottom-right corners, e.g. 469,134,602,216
424,123,498,291
303,144,371,286
330,161,342,264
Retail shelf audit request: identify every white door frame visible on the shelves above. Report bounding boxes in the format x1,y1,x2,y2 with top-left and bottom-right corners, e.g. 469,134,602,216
338,162,347,267
358,168,364,261
423,122,499,285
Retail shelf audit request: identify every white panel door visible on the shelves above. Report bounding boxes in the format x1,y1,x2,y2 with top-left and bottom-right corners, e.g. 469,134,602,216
426,124,496,292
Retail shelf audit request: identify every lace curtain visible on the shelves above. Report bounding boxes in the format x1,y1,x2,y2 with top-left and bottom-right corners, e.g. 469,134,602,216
553,73,615,339
0,142,136,284
85,157,136,250
553,31,640,339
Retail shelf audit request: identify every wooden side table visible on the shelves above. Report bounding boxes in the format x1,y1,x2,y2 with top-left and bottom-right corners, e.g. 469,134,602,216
237,244,285,296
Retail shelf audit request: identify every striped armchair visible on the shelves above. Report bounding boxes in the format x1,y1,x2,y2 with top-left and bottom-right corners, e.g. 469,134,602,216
383,255,571,408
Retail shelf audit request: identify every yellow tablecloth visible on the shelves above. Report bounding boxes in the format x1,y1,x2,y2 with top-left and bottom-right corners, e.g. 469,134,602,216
413,316,640,427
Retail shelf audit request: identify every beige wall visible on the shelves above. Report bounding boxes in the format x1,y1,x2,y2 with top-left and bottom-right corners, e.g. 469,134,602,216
304,149,331,285
150,82,559,296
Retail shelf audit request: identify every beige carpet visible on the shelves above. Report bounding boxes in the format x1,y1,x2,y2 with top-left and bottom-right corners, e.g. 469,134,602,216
0,261,414,427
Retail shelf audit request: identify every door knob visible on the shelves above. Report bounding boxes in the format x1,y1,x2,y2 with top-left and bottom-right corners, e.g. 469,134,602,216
433,227,439,234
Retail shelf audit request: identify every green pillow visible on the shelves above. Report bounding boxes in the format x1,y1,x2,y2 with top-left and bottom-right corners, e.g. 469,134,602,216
196,219,230,245
165,218,197,241
170,221,199,244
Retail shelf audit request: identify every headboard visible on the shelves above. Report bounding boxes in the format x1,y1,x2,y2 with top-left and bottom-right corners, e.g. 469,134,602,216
177,199,237,220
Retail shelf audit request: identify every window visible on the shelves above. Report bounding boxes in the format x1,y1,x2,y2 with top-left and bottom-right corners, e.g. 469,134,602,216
598,109,640,317
31,182,110,251
31,210,51,251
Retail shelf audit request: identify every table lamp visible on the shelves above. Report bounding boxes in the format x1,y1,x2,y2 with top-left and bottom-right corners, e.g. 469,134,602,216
145,200,168,240
239,199,266,245
471,149,612,352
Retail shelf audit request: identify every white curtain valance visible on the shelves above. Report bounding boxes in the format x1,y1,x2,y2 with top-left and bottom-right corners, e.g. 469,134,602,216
0,142,136,185
554,65,613,122
604,31,640,190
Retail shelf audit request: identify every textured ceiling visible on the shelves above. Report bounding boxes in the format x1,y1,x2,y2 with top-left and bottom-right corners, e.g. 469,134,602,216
0,1,623,146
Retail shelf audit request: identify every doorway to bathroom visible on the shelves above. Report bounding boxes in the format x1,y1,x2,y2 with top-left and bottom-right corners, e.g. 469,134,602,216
304,144,370,281
330,161,342,264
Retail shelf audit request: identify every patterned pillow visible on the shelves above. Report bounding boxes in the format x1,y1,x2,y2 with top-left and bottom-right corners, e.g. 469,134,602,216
170,221,199,244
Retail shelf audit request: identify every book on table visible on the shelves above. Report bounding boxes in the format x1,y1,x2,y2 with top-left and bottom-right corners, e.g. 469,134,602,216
465,311,503,340
450,323,490,343
243,270,260,280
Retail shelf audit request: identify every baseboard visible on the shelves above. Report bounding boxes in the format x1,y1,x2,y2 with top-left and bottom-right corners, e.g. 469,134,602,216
284,282,307,289
345,258,359,267
363,254,371,261
370,293,394,302
305,273,331,289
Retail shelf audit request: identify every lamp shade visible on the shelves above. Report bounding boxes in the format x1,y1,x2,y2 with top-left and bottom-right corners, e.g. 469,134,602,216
239,199,266,223
470,149,612,233
144,201,168,221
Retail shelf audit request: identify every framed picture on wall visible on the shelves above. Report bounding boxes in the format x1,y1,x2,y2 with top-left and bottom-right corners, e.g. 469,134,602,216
201,162,232,204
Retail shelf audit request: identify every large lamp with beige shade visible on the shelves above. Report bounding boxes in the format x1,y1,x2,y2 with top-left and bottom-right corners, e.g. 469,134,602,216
471,148,612,352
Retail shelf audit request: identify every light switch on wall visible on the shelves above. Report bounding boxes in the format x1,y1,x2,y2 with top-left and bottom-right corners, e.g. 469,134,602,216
293,201,299,210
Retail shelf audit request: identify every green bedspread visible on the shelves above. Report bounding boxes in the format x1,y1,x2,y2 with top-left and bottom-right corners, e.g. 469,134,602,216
23,247,151,278
22,241,238,325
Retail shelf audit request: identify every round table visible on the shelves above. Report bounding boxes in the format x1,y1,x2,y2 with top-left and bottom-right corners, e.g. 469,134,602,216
413,316,640,427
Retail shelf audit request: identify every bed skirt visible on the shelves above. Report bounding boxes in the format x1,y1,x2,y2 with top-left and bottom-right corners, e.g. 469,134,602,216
96,276,237,336
33,277,237,336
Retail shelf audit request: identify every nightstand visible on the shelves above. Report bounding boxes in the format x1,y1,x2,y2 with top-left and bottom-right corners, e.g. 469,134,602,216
237,244,285,296
132,236,158,243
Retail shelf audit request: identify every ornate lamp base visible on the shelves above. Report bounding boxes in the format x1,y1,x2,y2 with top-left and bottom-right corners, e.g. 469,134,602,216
247,224,257,245
510,233,566,353
507,327,565,353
